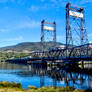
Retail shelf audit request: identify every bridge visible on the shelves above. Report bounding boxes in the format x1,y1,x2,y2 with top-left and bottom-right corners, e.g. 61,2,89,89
6,3,92,65
31,43,92,61
7,43,92,65
29,3,91,64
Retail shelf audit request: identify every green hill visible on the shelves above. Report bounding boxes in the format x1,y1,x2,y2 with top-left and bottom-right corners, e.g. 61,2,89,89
0,42,65,52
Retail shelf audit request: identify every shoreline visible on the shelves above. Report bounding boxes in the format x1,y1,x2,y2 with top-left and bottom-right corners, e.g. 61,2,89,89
0,81,91,92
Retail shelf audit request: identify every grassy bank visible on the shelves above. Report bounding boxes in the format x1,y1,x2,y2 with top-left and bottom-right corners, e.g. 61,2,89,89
0,81,91,92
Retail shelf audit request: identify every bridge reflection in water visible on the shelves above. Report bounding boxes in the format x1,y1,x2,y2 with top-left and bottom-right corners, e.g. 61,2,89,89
0,62,92,89
28,64,92,89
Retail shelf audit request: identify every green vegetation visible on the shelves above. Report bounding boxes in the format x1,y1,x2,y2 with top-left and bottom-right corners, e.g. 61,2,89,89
0,81,22,88
0,81,91,92
29,86,75,92
0,52,30,62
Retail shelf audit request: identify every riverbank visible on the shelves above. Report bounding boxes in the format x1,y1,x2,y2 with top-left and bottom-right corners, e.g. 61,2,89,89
0,81,91,92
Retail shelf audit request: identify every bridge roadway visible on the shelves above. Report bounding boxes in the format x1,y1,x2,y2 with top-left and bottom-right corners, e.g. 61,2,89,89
6,43,92,64
6,56,92,64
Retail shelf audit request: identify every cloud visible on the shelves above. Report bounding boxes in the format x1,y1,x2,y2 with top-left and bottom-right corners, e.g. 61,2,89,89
88,33,92,41
29,5,40,11
80,0,92,4
3,16,41,31
45,0,92,10
0,28,9,32
0,0,22,3
88,33,92,37
17,20,40,29
28,1,63,12
19,16,40,29
3,36,24,42
29,5,47,12
57,35,65,42
0,0,15,3
0,0,8,3
0,36,24,47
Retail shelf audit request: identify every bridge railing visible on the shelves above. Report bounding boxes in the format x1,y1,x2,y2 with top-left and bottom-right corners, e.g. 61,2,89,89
69,43,92,58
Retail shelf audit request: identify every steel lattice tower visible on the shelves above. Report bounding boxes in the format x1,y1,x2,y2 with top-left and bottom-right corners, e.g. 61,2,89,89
41,20,56,51
66,3,88,48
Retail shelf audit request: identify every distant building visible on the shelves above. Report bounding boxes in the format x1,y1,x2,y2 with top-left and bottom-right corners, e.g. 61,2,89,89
59,45,66,49
55,45,66,50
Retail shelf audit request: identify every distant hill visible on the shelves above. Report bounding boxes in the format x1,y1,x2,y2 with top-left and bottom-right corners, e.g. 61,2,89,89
0,42,65,52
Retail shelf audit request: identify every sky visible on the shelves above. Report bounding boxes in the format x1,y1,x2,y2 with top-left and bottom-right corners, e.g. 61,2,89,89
0,0,92,47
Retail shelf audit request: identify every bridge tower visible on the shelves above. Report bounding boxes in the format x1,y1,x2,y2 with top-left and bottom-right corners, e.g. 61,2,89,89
41,20,56,51
66,3,88,49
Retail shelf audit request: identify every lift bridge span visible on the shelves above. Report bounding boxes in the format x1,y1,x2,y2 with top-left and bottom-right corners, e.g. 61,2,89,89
7,3,92,64
30,3,90,63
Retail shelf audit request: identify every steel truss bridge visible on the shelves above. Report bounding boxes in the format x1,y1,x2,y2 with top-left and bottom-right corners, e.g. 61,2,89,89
29,3,90,63
32,43,92,62
7,3,92,64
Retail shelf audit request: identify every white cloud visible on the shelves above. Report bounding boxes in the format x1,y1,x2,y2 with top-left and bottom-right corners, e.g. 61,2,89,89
28,1,61,12
45,0,92,10
3,36,24,42
57,35,65,42
4,16,41,31
80,0,92,4
0,0,23,3
29,4,47,12
0,0,15,3
0,28,9,32
88,33,92,41
29,5,40,11
17,20,40,29
88,33,92,37
0,0,8,3
0,36,24,47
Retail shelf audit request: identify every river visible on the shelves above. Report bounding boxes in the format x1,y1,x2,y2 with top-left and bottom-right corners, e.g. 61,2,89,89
0,62,92,89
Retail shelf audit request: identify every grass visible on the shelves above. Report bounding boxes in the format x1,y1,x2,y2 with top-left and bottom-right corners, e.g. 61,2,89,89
0,81,91,92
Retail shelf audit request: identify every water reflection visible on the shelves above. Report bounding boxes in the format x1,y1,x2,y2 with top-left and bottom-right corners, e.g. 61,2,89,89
0,62,92,89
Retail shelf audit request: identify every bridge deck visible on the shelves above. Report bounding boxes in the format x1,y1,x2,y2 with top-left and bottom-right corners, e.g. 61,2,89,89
6,56,92,64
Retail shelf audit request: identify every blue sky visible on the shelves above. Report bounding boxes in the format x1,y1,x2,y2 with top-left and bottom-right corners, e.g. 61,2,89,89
0,0,92,47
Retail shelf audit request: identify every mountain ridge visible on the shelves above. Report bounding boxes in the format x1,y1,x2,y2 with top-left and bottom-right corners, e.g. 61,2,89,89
0,42,65,52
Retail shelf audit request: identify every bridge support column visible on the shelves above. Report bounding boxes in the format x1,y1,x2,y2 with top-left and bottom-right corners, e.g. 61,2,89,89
81,61,84,69
65,59,70,65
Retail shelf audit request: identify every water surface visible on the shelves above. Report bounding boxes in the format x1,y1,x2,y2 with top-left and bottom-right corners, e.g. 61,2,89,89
0,62,92,89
